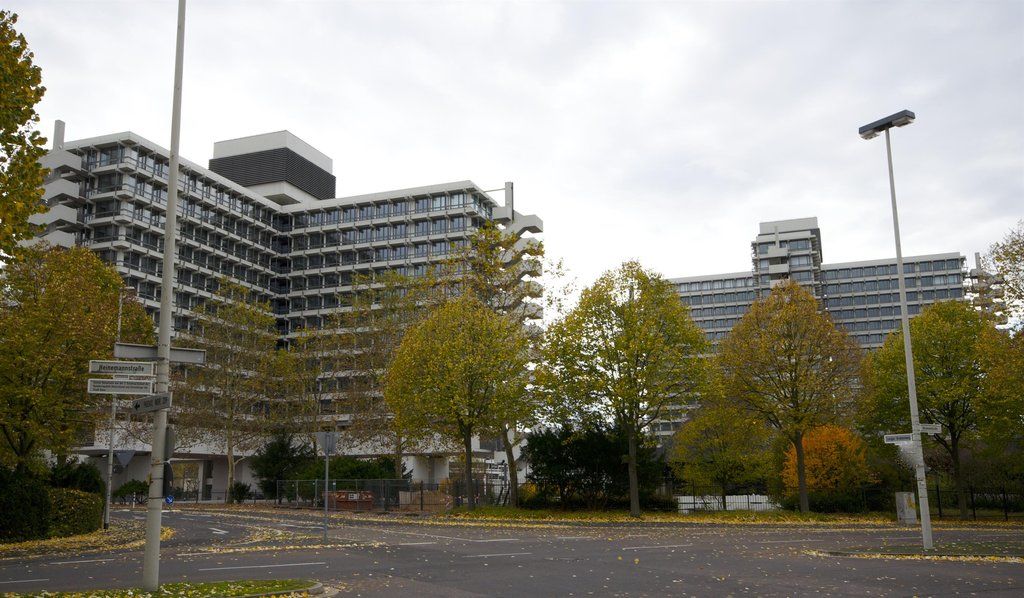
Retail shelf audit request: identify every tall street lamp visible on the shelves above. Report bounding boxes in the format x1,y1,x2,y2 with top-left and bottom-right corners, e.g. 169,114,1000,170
859,109,934,550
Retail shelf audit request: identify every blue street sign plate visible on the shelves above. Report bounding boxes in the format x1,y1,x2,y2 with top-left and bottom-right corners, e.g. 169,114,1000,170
165,495,174,505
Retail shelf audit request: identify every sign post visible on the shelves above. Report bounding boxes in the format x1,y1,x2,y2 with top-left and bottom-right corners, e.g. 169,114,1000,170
316,432,337,543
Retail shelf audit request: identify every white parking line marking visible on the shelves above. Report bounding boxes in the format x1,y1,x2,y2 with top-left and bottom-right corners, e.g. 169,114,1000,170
473,538,518,543
50,558,114,565
198,561,326,572
622,544,693,550
210,527,228,535
396,541,437,546
0,579,49,585
467,552,531,558
555,536,590,540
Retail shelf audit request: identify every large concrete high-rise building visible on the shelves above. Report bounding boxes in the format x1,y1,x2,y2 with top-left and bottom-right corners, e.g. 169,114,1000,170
671,217,965,350
32,123,543,493
649,217,966,439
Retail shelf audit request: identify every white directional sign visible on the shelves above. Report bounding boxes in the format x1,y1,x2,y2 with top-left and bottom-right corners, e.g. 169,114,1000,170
90,360,155,376
916,424,942,435
88,378,154,395
131,393,172,414
114,342,206,364
884,433,914,444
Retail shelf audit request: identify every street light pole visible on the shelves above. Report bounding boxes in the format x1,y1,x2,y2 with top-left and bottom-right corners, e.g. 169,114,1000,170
142,0,187,590
860,109,933,550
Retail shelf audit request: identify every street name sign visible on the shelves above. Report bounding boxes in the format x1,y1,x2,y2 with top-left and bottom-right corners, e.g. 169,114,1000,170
90,360,155,376
88,378,154,395
114,342,206,365
916,424,942,435
131,393,172,414
884,433,914,444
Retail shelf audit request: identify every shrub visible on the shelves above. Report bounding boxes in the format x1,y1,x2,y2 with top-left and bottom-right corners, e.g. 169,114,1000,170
295,455,396,482
0,469,51,542
251,434,315,500
47,487,103,537
50,459,105,496
114,479,149,499
230,481,251,503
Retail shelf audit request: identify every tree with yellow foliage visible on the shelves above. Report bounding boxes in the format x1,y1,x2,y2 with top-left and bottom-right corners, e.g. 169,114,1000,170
538,261,709,517
384,295,530,509
0,245,152,472
718,280,861,513
0,10,47,257
781,425,875,509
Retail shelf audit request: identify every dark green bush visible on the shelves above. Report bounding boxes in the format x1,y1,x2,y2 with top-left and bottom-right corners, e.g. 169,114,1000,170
50,459,105,496
230,481,251,503
47,487,103,537
779,489,869,513
251,434,315,500
295,455,396,483
0,469,51,542
114,479,149,499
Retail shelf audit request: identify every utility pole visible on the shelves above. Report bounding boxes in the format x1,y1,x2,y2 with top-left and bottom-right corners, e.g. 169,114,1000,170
142,0,186,590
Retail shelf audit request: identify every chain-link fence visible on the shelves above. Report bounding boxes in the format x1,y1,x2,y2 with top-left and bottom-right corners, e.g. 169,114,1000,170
273,479,511,512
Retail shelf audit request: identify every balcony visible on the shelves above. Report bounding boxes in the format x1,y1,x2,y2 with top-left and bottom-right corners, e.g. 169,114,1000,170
29,203,80,232
42,178,81,205
40,149,85,177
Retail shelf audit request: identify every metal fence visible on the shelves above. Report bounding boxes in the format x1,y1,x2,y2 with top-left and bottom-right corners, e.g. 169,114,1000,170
666,482,1024,519
273,479,511,513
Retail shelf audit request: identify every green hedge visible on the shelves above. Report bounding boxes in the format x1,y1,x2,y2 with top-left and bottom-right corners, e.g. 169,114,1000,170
0,471,51,542
47,487,103,537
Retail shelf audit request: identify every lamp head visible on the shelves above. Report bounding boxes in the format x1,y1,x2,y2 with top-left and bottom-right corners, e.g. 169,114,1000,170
859,109,915,140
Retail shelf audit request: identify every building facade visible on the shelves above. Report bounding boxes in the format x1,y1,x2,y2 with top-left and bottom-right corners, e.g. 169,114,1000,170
33,124,543,494
671,217,964,350
651,217,966,439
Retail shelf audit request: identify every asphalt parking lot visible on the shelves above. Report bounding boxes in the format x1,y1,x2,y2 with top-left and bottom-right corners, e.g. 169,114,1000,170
1,507,1021,596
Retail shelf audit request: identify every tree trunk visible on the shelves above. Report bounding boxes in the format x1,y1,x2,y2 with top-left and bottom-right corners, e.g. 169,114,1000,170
794,432,809,514
502,424,518,508
225,443,235,505
463,426,475,510
952,435,968,519
627,424,641,518
393,435,404,479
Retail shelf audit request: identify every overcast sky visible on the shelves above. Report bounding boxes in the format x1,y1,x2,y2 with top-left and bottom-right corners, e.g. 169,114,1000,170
11,0,1023,288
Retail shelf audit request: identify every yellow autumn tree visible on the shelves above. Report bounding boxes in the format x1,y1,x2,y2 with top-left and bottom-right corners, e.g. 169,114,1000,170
782,425,875,496
384,295,529,509
0,245,152,471
718,280,861,513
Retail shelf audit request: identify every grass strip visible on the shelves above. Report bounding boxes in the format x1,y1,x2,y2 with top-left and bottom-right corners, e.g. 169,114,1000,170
14,578,315,597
